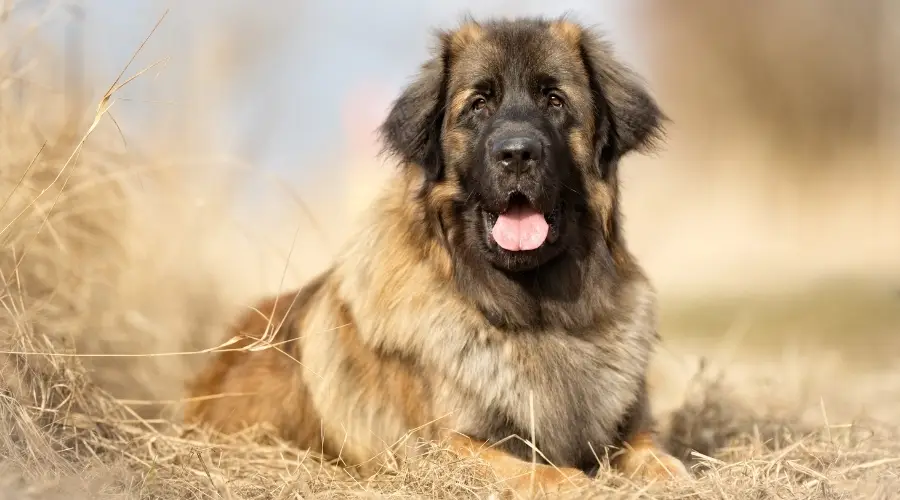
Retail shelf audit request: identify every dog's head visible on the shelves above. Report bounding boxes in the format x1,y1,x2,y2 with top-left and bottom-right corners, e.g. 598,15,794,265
380,17,664,274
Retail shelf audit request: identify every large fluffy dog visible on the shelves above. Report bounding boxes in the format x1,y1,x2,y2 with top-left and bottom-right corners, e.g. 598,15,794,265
185,16,689,495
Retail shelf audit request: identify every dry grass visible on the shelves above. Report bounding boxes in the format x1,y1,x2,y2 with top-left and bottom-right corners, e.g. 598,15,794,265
1,7,898,500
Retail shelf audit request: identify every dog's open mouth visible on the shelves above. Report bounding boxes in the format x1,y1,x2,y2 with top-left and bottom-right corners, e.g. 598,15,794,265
483,192,560,252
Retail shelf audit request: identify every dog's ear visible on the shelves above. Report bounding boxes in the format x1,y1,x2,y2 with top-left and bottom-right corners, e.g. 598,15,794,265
378,32,452,182
576,25,666,169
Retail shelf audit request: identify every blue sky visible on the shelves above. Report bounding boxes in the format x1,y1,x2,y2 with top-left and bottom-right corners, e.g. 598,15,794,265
27,1,640,182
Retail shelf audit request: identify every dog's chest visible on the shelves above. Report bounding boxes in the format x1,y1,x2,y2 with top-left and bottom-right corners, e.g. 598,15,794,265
438,329,649,466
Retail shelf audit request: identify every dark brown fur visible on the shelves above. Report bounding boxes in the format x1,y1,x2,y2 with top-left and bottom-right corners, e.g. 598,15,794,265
185,16,689,494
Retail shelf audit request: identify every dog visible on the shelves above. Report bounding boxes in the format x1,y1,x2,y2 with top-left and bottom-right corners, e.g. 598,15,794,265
184,16,690,495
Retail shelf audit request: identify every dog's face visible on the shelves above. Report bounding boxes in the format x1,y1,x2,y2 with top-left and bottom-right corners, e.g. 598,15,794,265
380,17,664,274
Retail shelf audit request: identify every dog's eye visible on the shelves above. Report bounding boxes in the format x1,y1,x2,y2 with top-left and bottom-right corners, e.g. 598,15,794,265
472,97,487,112
548,94,564,108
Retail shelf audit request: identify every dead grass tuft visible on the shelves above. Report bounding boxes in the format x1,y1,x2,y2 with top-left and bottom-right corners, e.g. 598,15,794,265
0,6,898,500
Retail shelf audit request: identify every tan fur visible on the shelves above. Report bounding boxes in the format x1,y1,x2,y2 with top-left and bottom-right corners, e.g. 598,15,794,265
185,17,689,496
449,21,485,52
549,19,584,48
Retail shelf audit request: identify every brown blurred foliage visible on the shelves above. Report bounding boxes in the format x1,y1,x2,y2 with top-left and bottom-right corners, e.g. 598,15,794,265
633,0,893,178
617,1,900,302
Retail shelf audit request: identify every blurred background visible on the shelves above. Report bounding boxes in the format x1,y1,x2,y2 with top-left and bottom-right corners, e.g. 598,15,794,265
3,1,898,372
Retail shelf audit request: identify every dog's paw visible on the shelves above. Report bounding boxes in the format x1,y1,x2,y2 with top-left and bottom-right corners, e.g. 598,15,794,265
501,465,590,498
617,445,691,482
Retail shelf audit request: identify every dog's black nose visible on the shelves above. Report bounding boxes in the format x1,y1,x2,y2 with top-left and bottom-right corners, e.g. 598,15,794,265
492,136,543,173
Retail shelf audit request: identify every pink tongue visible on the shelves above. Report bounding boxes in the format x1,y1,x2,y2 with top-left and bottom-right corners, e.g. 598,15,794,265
491,204,550,252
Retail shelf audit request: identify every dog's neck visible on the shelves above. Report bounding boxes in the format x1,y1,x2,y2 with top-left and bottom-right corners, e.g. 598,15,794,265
449,229,637,333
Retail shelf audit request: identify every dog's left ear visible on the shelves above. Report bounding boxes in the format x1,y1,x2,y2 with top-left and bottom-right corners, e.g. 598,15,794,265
571,24,667,168
378,32,452,182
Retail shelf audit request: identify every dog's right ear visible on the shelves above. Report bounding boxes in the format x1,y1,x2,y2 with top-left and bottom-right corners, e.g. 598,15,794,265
378,32,452,182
